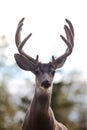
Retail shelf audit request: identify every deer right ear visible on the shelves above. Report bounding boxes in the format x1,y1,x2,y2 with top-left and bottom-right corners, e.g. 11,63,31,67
14,54,35,72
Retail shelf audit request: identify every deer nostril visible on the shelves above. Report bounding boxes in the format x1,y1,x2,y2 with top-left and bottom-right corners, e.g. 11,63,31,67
41,80,51,88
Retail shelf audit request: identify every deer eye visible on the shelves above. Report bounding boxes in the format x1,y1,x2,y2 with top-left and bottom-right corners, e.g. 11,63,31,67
35,68,41,75
50,69,55,75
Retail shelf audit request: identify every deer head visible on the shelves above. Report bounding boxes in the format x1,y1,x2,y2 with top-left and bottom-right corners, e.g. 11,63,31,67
14,18,74,89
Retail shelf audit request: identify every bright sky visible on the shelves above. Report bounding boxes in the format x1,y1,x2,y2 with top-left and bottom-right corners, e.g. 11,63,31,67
0,0,87,75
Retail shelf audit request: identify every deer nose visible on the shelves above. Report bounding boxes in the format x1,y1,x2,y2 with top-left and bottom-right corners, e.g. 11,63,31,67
41,80,51,88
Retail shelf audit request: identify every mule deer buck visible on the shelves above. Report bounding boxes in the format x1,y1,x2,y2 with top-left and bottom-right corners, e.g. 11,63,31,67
14,18,74,130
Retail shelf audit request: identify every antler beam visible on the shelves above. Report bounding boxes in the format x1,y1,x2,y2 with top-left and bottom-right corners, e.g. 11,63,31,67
15,17,39,65
51,19,74,68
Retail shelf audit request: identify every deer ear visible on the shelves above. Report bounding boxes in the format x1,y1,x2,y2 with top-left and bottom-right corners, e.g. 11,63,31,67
14,54,35,72
55,58,66,68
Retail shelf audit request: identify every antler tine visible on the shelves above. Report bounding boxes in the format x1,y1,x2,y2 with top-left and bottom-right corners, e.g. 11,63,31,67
15,18,39,65
52,19,74,68
15,18,25,47
66,19,74,36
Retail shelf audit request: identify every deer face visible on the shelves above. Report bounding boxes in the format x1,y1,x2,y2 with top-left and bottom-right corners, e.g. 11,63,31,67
34,63,55,89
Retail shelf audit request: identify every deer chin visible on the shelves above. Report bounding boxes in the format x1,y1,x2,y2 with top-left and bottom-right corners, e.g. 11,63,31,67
36,85,53,95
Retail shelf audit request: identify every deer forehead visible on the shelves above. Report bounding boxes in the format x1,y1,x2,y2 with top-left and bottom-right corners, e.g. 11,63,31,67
36,63,54,72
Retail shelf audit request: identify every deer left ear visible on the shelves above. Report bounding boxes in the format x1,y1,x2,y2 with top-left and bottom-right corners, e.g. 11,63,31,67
53,58,66,69
52,58,66,69
14,54,35,72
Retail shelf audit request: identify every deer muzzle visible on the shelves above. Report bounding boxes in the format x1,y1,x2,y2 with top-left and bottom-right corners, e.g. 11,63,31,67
41,80,51,88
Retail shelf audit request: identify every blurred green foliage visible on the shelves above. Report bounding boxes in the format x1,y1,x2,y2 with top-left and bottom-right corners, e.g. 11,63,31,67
0,82,21,130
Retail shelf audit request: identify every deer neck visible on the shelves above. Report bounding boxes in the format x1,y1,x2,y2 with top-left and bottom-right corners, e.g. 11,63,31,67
26,86,55,130
33,86,52,112
22,83,55,130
